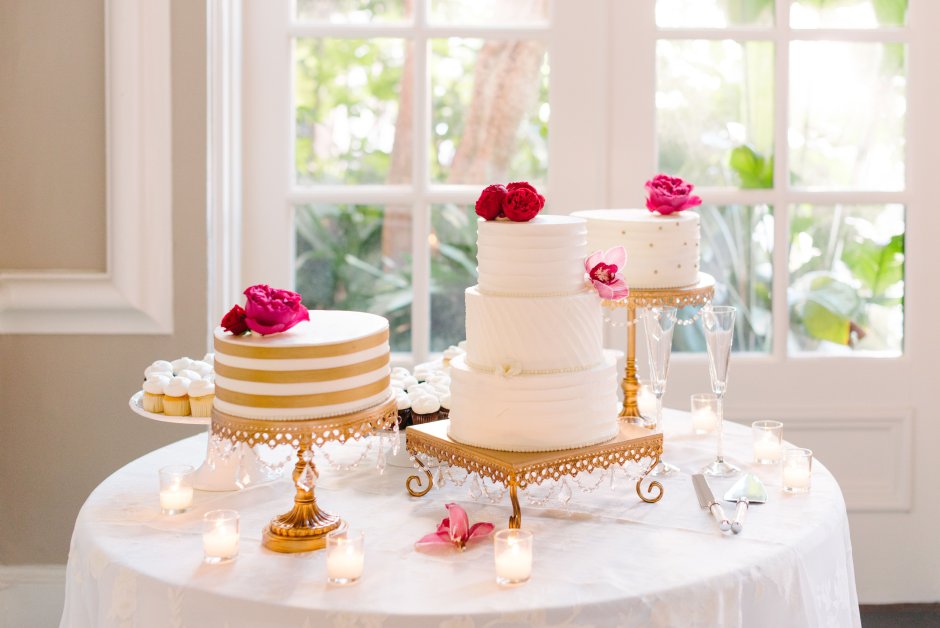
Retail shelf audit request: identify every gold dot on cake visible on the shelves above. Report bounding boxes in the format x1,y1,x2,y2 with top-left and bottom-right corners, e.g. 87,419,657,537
658,226,663,231
621,229,626,235
649,242,654,247
684,241,688,246
653,269,658,274
677,264,682,269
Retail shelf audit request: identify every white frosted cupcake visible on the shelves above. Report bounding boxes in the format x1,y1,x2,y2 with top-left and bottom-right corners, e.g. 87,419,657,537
144,360,173,380
170,357,194,375
201,352,214,366
142,375,170,413
411,395,441,425
395,389,412,428
163,376,192,416
442,345,463,366
439,392,451,420
190,360,213,379
177,368,202,382
188,379,215,417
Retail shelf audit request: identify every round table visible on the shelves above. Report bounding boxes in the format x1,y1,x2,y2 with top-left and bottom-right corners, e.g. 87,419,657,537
61,410,861,627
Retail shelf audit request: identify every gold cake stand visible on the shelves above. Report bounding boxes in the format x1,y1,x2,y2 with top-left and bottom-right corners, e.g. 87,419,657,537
606,273,715,426
405,420,664,529
211,396,398,553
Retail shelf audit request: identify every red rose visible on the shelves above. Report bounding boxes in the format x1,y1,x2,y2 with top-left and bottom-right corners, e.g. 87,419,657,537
644,174,702,215
506,182,545,210
243,284,310,335
220,304,249,335
501,186,543,222
475,184,507,220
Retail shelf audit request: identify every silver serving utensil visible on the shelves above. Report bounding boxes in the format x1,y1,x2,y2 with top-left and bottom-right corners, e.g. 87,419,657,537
692,474,731,532
723,473,767,534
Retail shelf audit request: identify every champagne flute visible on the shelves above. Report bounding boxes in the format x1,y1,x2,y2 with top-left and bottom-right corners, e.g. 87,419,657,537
701,305,739,477
642,305,679,476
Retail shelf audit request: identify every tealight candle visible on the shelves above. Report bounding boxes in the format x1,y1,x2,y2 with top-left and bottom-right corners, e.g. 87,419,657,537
203,510,239,564
690,394,719,435
493,529,533,586
159,465,195,515
637,380,657,418
752,420,784,464
326,530,364,585
782,448,812,494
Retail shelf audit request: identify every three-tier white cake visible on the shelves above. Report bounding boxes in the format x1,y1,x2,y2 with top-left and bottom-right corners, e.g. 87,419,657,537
447,215,620,452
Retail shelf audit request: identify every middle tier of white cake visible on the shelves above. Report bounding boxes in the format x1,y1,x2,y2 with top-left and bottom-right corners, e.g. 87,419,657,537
447,352,620,452
464,286,604,373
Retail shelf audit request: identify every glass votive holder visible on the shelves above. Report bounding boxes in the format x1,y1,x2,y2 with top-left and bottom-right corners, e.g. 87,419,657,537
203,510,239,564
782,448,813,494
326,529,364,586
752,420,784,464
690,393,719,435
493,529,533,587
637,379,657,418
159,464,195,515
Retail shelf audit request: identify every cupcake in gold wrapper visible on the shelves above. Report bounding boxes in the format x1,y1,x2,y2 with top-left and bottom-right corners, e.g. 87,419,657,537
141,375,169,413
162,376,192,416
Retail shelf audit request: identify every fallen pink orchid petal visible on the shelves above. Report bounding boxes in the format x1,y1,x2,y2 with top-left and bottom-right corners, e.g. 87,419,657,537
415,503,494,551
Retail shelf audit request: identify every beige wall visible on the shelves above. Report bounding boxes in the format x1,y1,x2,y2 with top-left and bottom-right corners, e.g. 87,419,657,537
0,0,206,564
0,0,106,272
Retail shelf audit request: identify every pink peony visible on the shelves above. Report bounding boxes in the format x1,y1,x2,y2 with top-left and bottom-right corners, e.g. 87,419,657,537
644,174,702,215
475,184,507,220
242,284,309,335
220,304,249,335
585,247,629,300
415,503,494,551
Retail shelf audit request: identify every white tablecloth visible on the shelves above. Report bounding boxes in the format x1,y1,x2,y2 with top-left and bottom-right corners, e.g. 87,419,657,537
61,410,860,627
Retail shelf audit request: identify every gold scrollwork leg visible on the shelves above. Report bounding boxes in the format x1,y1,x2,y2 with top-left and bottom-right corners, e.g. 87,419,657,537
262,444,343,553
406,455,433,497
636,452,665,504
508,481,522,529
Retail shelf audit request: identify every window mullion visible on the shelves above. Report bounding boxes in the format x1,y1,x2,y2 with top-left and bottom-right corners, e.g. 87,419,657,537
410,1,430,364
771,0,791,361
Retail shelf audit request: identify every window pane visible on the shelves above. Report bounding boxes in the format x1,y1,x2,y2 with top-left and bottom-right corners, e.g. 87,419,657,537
430,0,548,25
295,0,411,23
657,40,774,188
430,38,549,185
294,204,413,352
674,205,774,353
789,42,905,191
790,0,907,28
294,38,411,185
656,0,774,27
788,204,904,355
430,203,478,351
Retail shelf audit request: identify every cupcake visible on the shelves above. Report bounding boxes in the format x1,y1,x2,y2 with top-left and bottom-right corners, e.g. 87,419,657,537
144,360,173,379
163,376,192,416
395,389,412,428
142,375,169,413
202,352,214,366
442,345,462,366
411,395,441,425
439,392,451,420
170,357,194,375
188,379,215,418
190,360,213,379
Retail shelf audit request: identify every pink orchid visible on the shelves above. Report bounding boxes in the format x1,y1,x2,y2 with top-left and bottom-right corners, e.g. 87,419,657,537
415,503,494,551
585,246,629,300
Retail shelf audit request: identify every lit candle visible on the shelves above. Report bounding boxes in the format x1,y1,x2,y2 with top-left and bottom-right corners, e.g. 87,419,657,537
637,383,657,417
782,448,812,494
754,437,783,464
203,510,239,564
493,529,533,586
159,486,194,512
326,530,364,585
692,408,718,434
783,466,811,490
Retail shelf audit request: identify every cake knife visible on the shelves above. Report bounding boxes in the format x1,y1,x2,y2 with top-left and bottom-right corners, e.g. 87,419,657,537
692,474,731,532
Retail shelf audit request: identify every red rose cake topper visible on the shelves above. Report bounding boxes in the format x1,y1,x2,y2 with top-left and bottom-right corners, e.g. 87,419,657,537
475,181,546,222
644,174,702,215
220,284,310,336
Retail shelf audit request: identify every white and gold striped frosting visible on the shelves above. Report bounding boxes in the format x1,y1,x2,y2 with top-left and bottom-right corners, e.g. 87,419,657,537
212,310,391,420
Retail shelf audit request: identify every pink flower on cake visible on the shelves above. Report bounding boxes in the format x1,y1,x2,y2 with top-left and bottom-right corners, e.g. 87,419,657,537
475,184,507,220
644,174,702,215
242,284,310,335
585,247,629,300
415,503,494,551
220,304,249,335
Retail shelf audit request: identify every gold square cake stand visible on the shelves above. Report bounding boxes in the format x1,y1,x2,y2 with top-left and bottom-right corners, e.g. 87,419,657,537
405,420,664,529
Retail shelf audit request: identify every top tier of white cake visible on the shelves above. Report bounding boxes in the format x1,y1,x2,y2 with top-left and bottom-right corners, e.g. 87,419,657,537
572,209,700,289
476,215,588,296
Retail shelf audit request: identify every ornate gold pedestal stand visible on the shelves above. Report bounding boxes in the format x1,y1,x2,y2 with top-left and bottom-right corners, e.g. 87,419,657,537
212,396,398,553
405,420,664,529
606,273,715,427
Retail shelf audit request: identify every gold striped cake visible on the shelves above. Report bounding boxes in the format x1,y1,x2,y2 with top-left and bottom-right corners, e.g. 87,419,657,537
212,310,391,420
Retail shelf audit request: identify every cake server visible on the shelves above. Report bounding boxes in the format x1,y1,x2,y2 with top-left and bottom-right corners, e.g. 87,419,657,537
692,474,730,532
723,473,767,535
